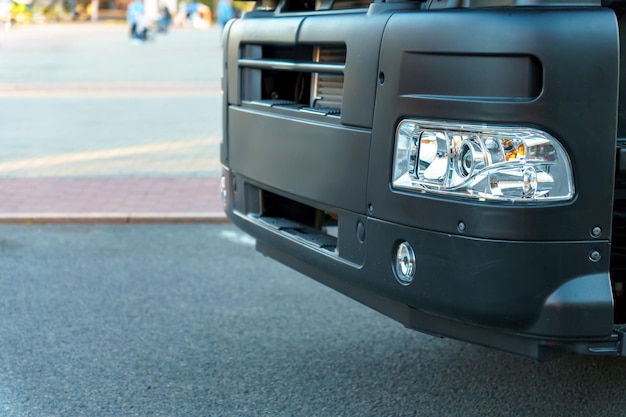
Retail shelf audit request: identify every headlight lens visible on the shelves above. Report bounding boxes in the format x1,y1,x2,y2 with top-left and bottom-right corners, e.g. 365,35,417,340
392,120,574,203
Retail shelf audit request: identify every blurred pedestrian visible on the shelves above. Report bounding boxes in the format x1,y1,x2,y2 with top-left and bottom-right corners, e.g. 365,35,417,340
217,0,233,28
127,0,145,41
66,0,76,19
184,1,197,21
0,0,12,31
156,5,171,33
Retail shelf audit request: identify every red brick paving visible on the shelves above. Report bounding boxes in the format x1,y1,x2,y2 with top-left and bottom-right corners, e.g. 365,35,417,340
0,177,226,223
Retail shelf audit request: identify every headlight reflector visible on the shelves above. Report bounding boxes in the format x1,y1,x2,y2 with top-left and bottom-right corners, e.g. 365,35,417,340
392,120,574,203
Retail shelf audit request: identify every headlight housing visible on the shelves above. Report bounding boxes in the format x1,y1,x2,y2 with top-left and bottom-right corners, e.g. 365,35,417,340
392,120,574,203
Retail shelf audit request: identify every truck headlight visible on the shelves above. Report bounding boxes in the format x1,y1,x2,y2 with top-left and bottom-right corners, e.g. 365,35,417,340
392,120,574,203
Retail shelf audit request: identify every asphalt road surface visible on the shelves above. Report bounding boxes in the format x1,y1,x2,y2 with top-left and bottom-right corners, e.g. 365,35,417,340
2,224,626,416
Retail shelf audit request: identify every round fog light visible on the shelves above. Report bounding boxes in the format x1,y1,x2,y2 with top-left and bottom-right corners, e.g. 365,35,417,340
395,241,416,285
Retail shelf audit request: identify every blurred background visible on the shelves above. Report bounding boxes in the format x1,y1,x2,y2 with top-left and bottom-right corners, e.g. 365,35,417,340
0,4,231,217
0,0,246,27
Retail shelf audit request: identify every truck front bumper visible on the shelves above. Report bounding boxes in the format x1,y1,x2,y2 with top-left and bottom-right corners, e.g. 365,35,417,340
223,169,622,360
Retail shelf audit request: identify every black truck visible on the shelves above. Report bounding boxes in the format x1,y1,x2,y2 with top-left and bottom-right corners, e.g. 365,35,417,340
220,0,626,360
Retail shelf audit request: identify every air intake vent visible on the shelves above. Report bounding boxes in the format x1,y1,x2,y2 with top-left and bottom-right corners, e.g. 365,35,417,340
239,44,345,117
311,47,346,114
331,0,371,9
278,0,371,12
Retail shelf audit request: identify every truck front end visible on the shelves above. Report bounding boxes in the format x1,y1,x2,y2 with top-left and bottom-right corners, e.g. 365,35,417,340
221,0,626,360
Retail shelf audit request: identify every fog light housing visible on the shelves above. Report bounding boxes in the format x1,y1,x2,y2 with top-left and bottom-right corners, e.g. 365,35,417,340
392,120,574,203
395,241,416,285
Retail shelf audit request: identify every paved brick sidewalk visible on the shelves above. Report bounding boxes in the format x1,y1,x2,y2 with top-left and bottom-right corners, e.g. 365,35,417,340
0,177,225,223
0,23,227,223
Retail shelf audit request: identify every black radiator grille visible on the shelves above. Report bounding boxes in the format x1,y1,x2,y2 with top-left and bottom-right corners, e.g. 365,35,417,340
278,0,371,12
239,44,346,117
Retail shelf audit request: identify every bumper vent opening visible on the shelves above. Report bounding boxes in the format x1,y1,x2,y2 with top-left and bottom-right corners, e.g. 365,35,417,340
612,139,626,324
612,198,626,324
254,190,339,253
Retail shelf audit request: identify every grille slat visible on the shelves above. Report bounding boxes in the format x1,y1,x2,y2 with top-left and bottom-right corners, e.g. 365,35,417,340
313,47,346,112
